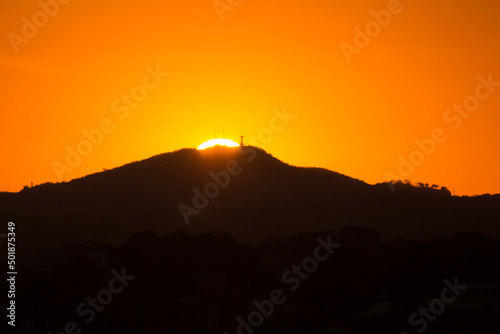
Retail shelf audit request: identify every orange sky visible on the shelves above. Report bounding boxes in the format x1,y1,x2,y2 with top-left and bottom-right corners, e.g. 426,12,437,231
1,0,499,195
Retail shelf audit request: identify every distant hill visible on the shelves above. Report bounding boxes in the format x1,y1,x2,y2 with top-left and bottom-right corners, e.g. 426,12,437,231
1,146,499,256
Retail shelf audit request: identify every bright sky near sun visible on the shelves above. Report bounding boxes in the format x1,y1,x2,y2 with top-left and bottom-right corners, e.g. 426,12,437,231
1,0,500,195
198,139,240,150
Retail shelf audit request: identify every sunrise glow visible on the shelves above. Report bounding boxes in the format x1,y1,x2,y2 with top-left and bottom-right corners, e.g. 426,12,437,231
197,139,240,150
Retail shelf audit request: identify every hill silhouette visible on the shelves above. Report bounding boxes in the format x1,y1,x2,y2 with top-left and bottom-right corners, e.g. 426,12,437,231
1,145,499,257
2,146,500,333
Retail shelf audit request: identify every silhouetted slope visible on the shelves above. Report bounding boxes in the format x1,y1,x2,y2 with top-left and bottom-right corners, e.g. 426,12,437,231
1,146,499,256
14,146,369,206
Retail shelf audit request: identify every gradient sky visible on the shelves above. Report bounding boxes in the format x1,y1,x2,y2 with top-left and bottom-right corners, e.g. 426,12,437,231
1,0,499,195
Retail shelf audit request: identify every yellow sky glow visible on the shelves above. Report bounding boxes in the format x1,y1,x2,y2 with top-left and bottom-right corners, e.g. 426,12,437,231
197,139,240,150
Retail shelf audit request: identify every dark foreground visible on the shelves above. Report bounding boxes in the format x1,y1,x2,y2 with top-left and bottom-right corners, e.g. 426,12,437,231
3,227,499,334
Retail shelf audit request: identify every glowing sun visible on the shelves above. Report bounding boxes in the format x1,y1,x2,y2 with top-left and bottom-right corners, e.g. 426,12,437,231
197,138,240,150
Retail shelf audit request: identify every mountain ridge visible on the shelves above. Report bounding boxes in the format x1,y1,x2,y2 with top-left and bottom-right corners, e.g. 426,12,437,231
1,146,499,257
